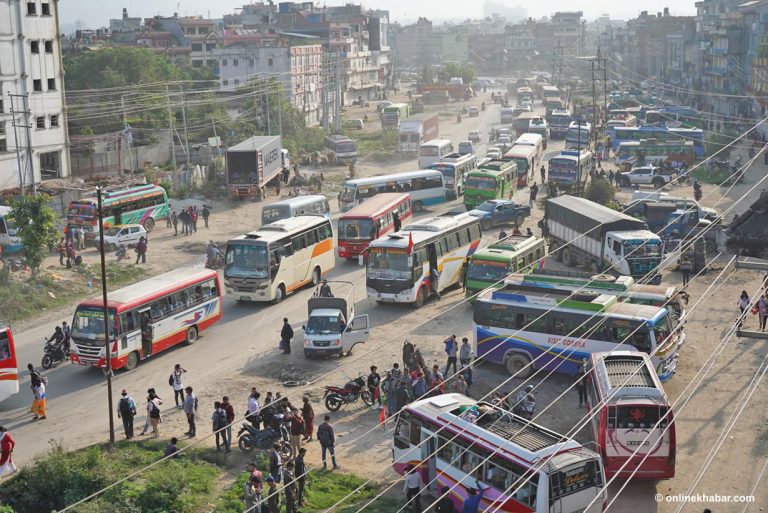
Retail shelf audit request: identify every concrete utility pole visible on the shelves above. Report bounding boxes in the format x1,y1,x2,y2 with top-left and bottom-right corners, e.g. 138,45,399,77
589,48,608,148
334,57,342,134
553,38,565,88
9,92,35,194
322,53,329,132
165,85,177,170
179,84,191,165
8,93,26,193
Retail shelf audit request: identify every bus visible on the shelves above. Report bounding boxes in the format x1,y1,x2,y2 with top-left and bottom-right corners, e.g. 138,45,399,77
366,212,482,307
393,394,607,513
549,109,572,139
586,351,676,479
612,126,705,158
418,139,455,169
512,133,545,165
69,269,222,371
427,152,477,198
565,121,592,150
473,287,680,380
0,323,19,403
381,103,411,130
548,150,593,189
261,195,331,226
615,140,695,170
463,160,517,210
464,236,546,302
605,115,638,138
503,145,538,187
500,107,516,124
337,193,412,259
0,206,22,254
644,106,701,128
224,216,335,303
67,184,169,237
339,170,445,213
541,85,560,101
513,112,538,137
323,135,358,165
516,86,534,103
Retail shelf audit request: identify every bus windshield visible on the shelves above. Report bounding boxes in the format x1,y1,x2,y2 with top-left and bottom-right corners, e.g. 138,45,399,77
68,202,96,217
368,249,411,280
339,219,374,240
652,314,673,346
225,243,270,279
305,315,342,335
262,205,291,224
337,141,357,153
614,405,667,429
468,260,509,281
551,114,571,126
466,176,496,190
72,306,116,342
340,185,356,202
420,146,439,157
510,157,529,172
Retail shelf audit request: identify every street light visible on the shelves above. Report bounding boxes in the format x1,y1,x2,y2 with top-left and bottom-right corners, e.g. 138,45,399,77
96,187,116,443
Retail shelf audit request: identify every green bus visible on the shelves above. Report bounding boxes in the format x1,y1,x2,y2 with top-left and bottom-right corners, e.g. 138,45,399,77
464,235,546,302
463,160,517,210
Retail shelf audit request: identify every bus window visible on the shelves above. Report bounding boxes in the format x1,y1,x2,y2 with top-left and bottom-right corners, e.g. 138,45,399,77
394,417,410,449
409,420,421,445
0,337,10,361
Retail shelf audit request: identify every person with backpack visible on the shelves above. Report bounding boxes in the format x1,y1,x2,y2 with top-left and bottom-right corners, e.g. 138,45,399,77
170,364,187,407
27,363,45,417
183,386,198,437
281,317,294,355
317,415,340,470
212,401,230,452
443,334,458,376
117,389,137,439
147,393,162,437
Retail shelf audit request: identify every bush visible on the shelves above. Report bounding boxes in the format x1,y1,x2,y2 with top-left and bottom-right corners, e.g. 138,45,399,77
585,179,616,205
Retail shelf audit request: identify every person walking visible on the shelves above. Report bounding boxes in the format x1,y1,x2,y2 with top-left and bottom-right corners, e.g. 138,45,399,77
135,236,147,264
294,447,307,507
171,211,178,236
367,366,382,410
403,464,422,512
202,205,210,229
117,389,137,439
759,294,768,332
283,460,298,513
462,366,474,396
148,393,162,437
247,388,261,429
576,360,588,408
222,396,235,448
301,396,315,442
459,337,472,368
0,426,16,477
269,442,283,482
281,318,294,355
317,415,340,470
32,379,46,420
288,408,305,455
56,238,66,266
170,364,187,407
739,290,750,329
212,401,230,452
680,257,692,287
179,209,189,235
444,334,458,376
461,482,489,513
191,206,198,233
529,182,539,209
183,386,198,437
539,165,546,184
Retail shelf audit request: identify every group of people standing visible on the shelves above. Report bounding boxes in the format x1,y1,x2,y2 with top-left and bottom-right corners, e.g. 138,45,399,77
169,204,210,236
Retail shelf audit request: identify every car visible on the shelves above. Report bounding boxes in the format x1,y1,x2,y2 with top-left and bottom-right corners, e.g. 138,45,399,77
619,165,679,189
458,140,475,156
511,106,531,118
468,130,481,143
93,224,147,251
497,135,512,146
468,107,480,117
468,199,531,229
345,118,365,130
485,148,502,159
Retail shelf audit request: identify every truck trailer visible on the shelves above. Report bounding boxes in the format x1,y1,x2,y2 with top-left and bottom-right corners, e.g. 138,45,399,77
226,135,285,199
398,113,440,154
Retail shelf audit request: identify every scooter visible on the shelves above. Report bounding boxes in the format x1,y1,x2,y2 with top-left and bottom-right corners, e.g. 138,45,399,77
324,375,372,411
42,338,69,369
236,421,294,460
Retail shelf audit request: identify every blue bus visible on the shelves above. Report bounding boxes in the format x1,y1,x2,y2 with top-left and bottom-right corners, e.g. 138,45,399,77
612,126,704,158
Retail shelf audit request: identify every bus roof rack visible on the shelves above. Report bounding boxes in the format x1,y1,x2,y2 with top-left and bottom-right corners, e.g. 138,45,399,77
601,354,657,389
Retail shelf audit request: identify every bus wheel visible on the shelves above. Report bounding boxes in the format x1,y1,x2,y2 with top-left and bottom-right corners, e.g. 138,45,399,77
481,219,492,231
311,267,321,287
514,214,525,227
185,326,198,345
506,353,533,378
412,287,425,309
589,260,600,274
143,218,155,232
274,285,286,304
125,351,139,371
413,201,423,212
653,179,665,189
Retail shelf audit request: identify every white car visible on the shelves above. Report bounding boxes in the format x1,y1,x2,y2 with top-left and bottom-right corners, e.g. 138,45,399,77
486,148,502,159
94,224,147,250
458,140,475,155
468,130,481,143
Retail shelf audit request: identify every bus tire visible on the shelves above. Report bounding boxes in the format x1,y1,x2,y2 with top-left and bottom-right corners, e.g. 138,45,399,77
273,285,286,304
505,353,533,378
143,218,155,232
124,351,139,371
653,179,665,189
311,267,321,287
413,201,423,212
589,260,601,274
481,219,492,231
515,214,525,227
412,287,425,309
185,326,198,345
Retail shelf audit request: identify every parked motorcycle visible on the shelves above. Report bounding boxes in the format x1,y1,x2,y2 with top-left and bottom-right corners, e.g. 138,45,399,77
511,386,536,420
693,182,703,202
205,253,223,270
324,375,372,411
42,338,69,370
236,422,294,460
115,244,127,261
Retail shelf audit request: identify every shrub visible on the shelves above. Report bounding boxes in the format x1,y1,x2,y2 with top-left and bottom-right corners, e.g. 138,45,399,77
584,179,615,205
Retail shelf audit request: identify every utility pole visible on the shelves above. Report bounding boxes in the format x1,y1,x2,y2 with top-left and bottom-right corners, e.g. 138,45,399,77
264,78,272,135
179,84,191,165
322,53,329,132
211,116,222,157
165,85,177,170
96,187,116,444
276,78,283,137
334,58,342,134
589,48,608,149
121,95,133,175
9,93,35,194
8,93,25,193
552,38,565,88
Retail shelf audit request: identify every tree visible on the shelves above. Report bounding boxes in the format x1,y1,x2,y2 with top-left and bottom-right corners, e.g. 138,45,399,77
420,64,434,85
10,194,59,277
438,63,475,85
585,179,616,206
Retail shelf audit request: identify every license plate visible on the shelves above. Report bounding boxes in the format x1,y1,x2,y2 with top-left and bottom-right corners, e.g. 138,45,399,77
240,296,250,301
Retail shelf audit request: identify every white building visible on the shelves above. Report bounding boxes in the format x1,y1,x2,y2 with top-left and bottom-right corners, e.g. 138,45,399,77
0,0,70,192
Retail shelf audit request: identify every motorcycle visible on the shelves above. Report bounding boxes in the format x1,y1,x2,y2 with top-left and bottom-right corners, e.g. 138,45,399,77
324,375,372,411
693,184,703,201
115,245,127,261
205,253,223,270
42,338,69,370
236,421,294,460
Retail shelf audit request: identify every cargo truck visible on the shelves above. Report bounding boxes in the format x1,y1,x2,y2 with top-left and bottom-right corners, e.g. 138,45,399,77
226,135,286,199
542,195,664,282
381,103,410,130
398,113,440,154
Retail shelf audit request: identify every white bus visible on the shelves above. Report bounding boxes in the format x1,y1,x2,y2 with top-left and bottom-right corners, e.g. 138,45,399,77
565,121,592,150
261,195,331,226
366,212,482,307
224,216,335,303
393,394,607,513
418,139,454,169
339,170,446,213
427,152,477,199
512,133,545,167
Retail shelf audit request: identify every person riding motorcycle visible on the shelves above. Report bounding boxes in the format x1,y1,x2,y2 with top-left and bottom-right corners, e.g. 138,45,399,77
514,385,536,419
45,326,69,357
693,180,702,201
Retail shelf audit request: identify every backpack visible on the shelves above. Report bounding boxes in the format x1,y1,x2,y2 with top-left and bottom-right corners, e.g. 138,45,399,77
168,374,175,387
149,401,161,419
214,409,227,429
119,397,134,416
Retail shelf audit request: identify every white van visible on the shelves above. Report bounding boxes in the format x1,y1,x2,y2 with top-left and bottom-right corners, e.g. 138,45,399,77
418,139,454,169
0,206,23,254
261,195,331,226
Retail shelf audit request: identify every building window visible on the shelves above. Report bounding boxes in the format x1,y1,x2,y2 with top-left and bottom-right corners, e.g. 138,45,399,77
268,58,274,66
222,79,229,86
31,40,40,54
233,59,239,66
27,2,36,15
192,60,202,67
33,79,42,92
248,59,254,67
36,116,45,129
206,43,215,51
47,78,56,90
50,114,59,127
41,2,50,15
191,43,202,52
234,79,240,85
222,59,228,66
44,40,53,53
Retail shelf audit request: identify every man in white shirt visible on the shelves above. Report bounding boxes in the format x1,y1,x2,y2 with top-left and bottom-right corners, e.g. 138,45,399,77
402,464,422,512
247,387,261,429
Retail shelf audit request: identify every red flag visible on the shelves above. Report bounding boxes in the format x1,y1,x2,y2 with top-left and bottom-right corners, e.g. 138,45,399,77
407,232,414,255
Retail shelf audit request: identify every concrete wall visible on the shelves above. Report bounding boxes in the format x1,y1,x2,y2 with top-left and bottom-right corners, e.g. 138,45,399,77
71,133,173,177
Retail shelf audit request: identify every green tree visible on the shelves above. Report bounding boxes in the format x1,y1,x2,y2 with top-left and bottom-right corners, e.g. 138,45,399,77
585,179,616,206
10,194,59,277
420,64,434,85
438,63,475,85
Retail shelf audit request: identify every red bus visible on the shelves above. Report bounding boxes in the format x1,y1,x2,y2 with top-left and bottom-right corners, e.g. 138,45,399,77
69,269,222,371
0,324,19,403
586,351,676,480
337,193,412,259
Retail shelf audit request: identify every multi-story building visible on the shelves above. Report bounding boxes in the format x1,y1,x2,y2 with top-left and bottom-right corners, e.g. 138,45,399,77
0,0,70,191
178,17,221,68
392,18,470,68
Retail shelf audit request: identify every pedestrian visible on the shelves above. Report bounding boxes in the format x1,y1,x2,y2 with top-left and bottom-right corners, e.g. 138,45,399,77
429,365,445,395
382,371,396,418
576,360,587,408
170,363,187,407
435,486,457,513
56,238,65,265
462,366,474,396
222,396,235,448
183,386,198,437
202,205,210,229
460,259,468,292
283,460,298,513
247,388,261,429
289,408,305,455
459,337,472,368
32,378,46,420
317,415,340,470
680,257,692,286
529,182,539,208
0,426,17,478
367,365,382,410
191,206,198,233
244,474,259,512
301,396,315,442
265,476,280,513
171,211,178,236
739,290,750,329
295,447,307,507
444,334,458,376
394,381,411,415
179,210,189,235
462,482,489,513
391,362,403,381
608,169,615,187
269,442,283,481
164,437,179,458
452,373,468,395
65,239,75,267
212,400,230,451
539,165,546,183
412,372,427,398
139,388,159,435
403,464,422,512
281,317,294,355
148,393,162,437
759,294,768,332
117,389,137,439
135,236,147,264
431,267,442,299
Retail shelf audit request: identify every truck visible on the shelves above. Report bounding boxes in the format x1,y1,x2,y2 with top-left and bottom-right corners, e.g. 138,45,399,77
419,83,472,101
381,103,411,130
617,165,679,189
542,196,664,282
226,135,285,199
639,202,719,253
302,281,370,358
549,109,571,139
398,113,440,154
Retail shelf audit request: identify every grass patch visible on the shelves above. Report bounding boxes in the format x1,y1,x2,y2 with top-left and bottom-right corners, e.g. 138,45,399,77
692,166,733,185
349,130,399,163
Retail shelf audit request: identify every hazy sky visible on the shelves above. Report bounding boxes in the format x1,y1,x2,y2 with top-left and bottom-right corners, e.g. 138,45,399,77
60,0,697,30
